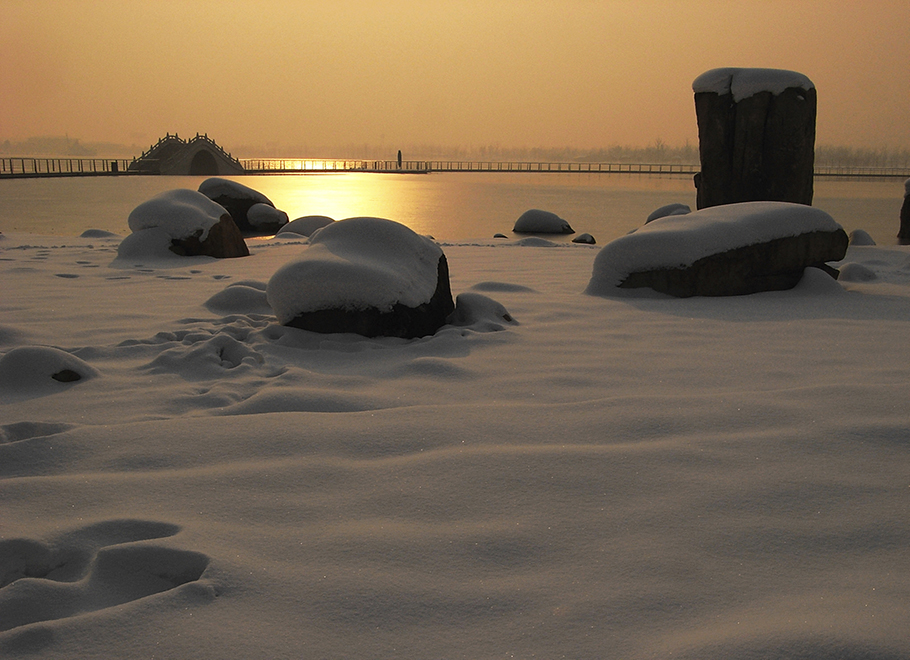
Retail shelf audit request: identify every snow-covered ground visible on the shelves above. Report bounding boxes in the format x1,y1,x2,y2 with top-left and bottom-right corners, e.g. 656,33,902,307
1,228,908,659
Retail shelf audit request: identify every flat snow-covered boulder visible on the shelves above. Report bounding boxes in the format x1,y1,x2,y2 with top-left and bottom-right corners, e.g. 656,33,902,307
513,209,574,234
267,217,455,338
198,178,284,235
278,215,335,237
122,189,248,259
585,201,848,297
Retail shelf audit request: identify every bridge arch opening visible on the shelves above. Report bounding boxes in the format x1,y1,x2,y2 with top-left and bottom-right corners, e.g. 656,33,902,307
190,149,218,175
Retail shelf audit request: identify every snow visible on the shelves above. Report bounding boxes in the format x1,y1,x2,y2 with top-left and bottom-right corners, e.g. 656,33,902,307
266,217,443,324
1,225,909,659
693,67,815,102
587,201,843,294
126,188,227,241
513,208,573,233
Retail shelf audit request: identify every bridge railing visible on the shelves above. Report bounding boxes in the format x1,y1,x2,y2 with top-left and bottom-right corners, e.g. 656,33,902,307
427,161,701,174
241,159,432,173
4,157,909,179
1,158,132,177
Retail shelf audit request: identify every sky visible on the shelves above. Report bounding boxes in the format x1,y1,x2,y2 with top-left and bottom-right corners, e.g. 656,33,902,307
2,0,909,154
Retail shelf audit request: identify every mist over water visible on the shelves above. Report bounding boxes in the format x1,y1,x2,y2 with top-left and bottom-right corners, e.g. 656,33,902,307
0,173,904,245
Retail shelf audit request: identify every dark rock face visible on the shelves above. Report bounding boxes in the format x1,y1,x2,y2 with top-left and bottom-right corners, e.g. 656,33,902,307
618,228,848,297
168,215,250,259
283,255,455,338
694,69,816,209
899,181,910,243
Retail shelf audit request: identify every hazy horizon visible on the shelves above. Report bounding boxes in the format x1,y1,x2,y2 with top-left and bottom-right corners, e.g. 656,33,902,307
3,1,909,153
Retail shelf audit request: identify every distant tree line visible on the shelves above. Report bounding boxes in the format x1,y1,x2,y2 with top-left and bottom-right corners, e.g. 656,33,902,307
0,136,139,158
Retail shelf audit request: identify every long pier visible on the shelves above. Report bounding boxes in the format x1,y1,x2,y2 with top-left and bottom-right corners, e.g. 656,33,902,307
2,156,909,179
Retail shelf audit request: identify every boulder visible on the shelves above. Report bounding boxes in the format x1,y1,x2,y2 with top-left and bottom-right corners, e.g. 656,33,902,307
585,201,848,298
646,203,690,223
278,215,335,237
693,68,816,209
267,217,455,338
168,215,250,258
247,203,289,234
572,233,596,244
848,229,876,246
127,189,248,259
198,178,277,235
513,209,574,234
898,179,910,244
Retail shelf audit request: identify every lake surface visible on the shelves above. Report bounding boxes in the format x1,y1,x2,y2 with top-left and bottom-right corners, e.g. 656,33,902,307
0,172,905,245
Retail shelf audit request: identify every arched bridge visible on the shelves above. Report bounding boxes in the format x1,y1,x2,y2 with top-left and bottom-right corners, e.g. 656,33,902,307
127,133,244,176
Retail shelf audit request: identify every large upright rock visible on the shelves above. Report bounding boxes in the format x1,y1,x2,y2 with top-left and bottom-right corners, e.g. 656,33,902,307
693,68,817,210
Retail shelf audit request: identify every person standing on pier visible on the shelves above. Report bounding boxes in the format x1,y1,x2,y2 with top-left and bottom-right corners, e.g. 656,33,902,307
397,150,402,169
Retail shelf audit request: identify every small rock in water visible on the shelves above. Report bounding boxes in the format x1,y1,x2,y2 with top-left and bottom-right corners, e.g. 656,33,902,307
513,209,574,234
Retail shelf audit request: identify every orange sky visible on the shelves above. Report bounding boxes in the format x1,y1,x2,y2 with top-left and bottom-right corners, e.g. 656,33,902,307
2,0,908,153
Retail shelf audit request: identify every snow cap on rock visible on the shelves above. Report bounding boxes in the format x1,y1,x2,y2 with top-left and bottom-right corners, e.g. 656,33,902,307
693,67,815,102
127,189,228,241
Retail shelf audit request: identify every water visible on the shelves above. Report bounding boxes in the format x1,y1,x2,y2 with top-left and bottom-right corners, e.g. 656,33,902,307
0,173,905,245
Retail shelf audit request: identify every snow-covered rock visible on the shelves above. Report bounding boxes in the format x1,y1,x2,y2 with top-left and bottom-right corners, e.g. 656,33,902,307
646,203,690,224
838,262,878,282
585,201,848,297
513,209,574,234
0,345,100,400
278,215,335,237
123,189,248,259
446,292,517,332
128,189,225,240
247,203,289,233
572,233,596,244
848,229,876,246
198,178,277,235
204,281,272,315
267,217,455,338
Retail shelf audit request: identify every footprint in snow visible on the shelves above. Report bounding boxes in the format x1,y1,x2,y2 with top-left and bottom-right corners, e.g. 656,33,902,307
0,519,211,634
